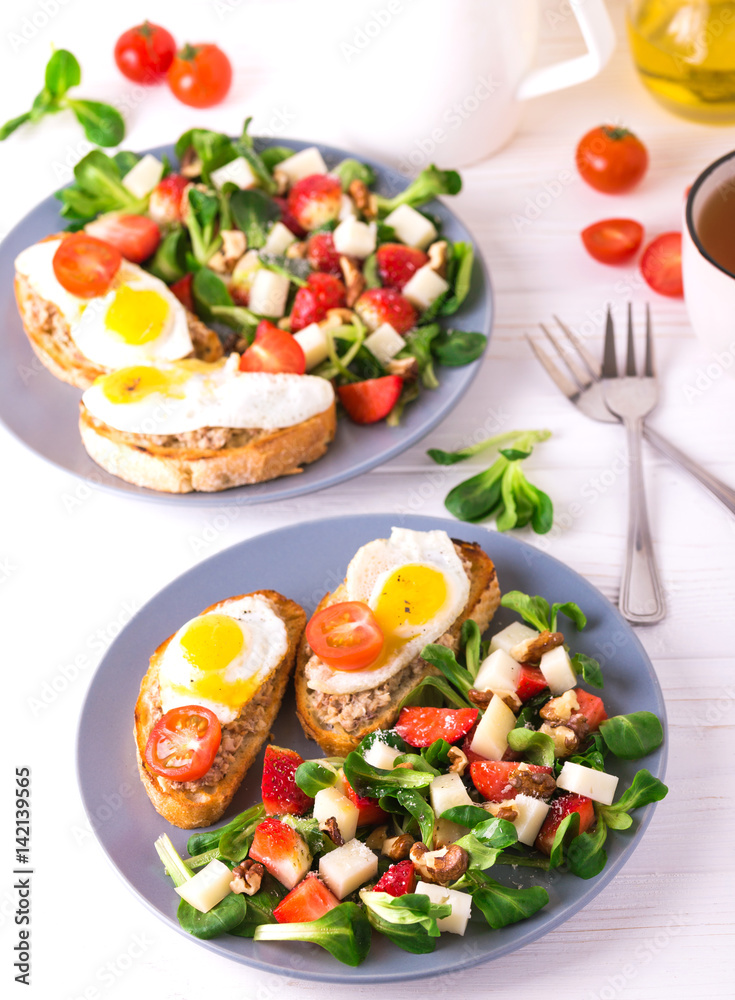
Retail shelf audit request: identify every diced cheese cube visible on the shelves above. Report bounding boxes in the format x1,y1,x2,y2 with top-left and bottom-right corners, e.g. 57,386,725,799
293,322,329,370
210,156,259,191
363,740,402,771
429,772,473,817
122,153,163,199
333,218,376,259
231,249,261,288
402,265,449,310
469,695,516,761
319,838,378,899
363,323,406,365
556,761,619,805
339,193,356,220
489,623,539,657
433,816,468,848
384,204,437,249
313,787,359,842
416,882,472,935
539,646,577,695
474,649,522,694
507,794,550,846
263,221,297,255
175,860,233,913
276,146,328,187
248,269,291,317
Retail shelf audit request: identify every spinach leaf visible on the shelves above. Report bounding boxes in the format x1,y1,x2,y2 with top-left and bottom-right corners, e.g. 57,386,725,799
45,49,81,97
184,802,265,859
515,688,552,729
572,653,604,689
177,893,248,939
282,815,325,855
219,803,267,863
261,146,295,172
375,164,462,216
460,619,482,679
186,188,222,265
500,591,552,632
230,189,280,249
421,738,452,770
452,833,503,872
332,158,376,189
253,902,371,966
441,804,492,829
343,751,434,799
598,769,668,829
599,712,664,760
295,760,339,797
419,644,474,702
210,304,260,337
229,873,286,937
445,459,508,523
67,99,125,147
402,324,442,390
428,428,546,466
56,149,145,222
362,253,381,289
566,818,608,880
357,730,407,756
192,267,233,323
437,242,474,316
396,787,435,846
146,228,188,284
566,732,607,772
551,601,587,631
398,674,471,710
393,753,440,776
175,126,235,182
234,117,278,194
506,728,556,767
467,874,549,929
549,811,580,868
361,891,449,953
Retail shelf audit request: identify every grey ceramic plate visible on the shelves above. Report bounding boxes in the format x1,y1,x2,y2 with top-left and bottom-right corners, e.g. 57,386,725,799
0,140,491,506
76,514,667,983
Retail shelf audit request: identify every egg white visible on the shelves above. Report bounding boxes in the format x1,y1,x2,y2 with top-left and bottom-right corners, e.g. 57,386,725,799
306,528,470,695
158,595,289,725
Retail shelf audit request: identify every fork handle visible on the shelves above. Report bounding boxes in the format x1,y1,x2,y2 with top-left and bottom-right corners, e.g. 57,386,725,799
643,425,735,516
621,418,667,625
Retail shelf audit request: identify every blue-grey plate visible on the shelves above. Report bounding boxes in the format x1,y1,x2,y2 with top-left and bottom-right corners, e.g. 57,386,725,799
76,513,667,984
0,140,491,506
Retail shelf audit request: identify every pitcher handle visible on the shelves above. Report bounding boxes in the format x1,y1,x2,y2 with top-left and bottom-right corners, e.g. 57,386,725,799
516,0,616,101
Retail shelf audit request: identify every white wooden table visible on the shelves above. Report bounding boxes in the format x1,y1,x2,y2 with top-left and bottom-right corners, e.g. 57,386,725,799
2,1,733,997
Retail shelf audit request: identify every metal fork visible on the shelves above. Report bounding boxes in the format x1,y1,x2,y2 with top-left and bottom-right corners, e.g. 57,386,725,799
601,305,666,625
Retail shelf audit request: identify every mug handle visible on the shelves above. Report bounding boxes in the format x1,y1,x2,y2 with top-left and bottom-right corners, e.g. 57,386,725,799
516,0,616,101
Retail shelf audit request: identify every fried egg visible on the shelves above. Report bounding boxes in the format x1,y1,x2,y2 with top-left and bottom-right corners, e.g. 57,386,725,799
306,528,470,695
158,595,289,725
14,238,192,369
82,356,335,434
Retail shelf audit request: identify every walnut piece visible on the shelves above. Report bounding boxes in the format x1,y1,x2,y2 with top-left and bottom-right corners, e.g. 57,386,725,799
382,834,414,861
386,356,419,380
339,255,366,308
230,859,264,896
447,746,469,776
427,240,448,278
180,146,202,178
320,816,344,847
348,179,377,219
509,765,557,799
467,687,493,709
365,824,389,850
273,168,289,196
409,842,469,885
208,230,248,274
540,689,580,724
539,721,579,756
285,241,307,259
510,630,564,664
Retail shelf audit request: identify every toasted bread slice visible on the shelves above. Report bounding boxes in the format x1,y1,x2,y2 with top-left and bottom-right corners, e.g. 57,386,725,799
295,539,501,756
14,255,222,390
79,398,337,493
134,590,306,829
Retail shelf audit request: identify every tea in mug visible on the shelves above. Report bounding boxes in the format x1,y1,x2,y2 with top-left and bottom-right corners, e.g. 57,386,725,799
695,179,735,274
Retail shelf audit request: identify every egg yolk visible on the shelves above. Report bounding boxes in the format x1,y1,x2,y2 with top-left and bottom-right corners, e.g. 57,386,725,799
100,365,189,404
373,563,448,651
105,286,169,345
175,613,260,711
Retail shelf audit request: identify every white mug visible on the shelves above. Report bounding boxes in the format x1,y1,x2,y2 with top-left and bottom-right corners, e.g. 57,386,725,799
268,0,616,170
683,150,735,368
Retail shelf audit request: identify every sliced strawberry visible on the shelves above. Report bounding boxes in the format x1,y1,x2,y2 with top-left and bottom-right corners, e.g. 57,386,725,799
273,874,339,924
516,664,548,702
148,173,190,226
343,775,388,827
374,860,417,898
337,375,403,425
573,689,608,731
469,761,554,802
261,744,313,816
376,243,429,291
535,793,595,856
306,231,342,275
395,707,479,748
170,273,194,311
461,723,488,764
249,817,312,890
274,196,307,238
85,213,161,264
290,272,346,332
355,287,417,335
287,175,342,231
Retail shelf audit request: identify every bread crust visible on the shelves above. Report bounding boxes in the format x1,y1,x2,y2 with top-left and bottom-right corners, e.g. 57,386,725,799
79,399,337,492
294,540,501,756
134,590,306,829
14,251,223,390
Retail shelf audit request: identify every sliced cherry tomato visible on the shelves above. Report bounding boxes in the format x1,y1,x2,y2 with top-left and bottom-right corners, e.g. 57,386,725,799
576,126,648,194
581,218,644,265
640,232,683,297
337,375,403,425
144,705,221,781
52,233,122,299
167,43,232,108
170,273,194,312
114,22,176,83
85,213,161,264
239,321,306,375
306,601,384,671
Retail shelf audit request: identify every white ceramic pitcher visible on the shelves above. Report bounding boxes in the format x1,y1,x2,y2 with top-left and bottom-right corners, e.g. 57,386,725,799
269,0,616,169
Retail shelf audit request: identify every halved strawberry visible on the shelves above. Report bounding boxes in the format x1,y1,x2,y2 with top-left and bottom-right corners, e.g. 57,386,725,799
516,664,548,702
249,817,312,890
374,860,417,898
274,196,307,238
287,175,342,231
306,232,342,275
469,761,554,802
395,707,479,748
261,744,313,816
337,375,403,425
343,775,388,826
535,793,595,856
148,173,190,225
573,689,608,731
290,272,346,332
170,273,194,311
354,287,417,334
376,243,429,290
85,213,161,263
273,874,339,924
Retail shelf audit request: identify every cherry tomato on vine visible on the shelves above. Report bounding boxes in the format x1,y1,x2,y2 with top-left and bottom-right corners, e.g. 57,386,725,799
167,44,232,108
114,22,176,84
306,602,384,671
576,126,649,194
144,705,221,781
581,219,644,265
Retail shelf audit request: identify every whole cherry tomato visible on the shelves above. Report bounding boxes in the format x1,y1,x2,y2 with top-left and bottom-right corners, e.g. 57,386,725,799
114,22,176,84
576,126,649,194
167,44,232,108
